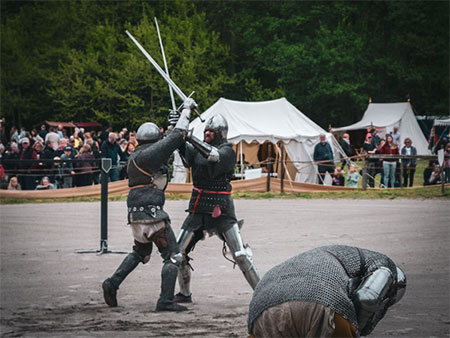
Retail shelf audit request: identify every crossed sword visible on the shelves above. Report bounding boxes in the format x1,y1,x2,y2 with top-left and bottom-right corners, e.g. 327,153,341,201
125,28,204,122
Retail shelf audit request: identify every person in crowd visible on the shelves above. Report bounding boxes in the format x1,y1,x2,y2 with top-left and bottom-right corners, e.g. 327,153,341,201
174,113,260,305
428,165,443,185
128,131,138,148
72,128,83,149
378,134,399,188
370,128,381,147
38,124,48,140
313,134,335,185
102,98,195,312
392,126,401,146
17,137,38,190
30,129,44,144
45,127,60,151
39,140,56,183
76,144,96,186
67,136,79,156
10,126,20,144
7,176,21,190
56,124,65,139
346,164,360,188
85,137,101,184
247,245,406,338
119,141,135,180
444,143,450,183
35,176,56,190
339,133,356,169
18,127,27,140
101,132,126,182
2,142,20,177
362,133,378,188
401,138,417,187
59,146,76,188
423,161,436,186
332,167,345,186
55,138,69,157
435,134,449,154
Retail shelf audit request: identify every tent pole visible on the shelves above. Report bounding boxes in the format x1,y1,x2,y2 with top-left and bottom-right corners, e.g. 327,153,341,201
239,141,244,178
274,143,294,193
280,143,285,193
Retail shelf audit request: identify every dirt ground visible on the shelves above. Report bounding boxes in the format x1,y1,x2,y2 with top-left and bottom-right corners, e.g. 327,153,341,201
0,199,449,338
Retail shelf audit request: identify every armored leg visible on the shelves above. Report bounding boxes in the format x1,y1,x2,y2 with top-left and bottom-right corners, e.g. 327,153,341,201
154,225,187,312
102,250,143,307
222,223,260,289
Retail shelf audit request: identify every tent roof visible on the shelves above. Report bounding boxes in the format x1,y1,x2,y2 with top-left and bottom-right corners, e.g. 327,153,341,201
433,118,450,126
74,122,102,128
334,102,411,131
190,97,329,143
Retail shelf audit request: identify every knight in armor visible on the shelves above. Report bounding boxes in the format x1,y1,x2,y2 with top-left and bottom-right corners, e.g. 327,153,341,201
102,98,196,312
248,245,406,337
174,114,260,303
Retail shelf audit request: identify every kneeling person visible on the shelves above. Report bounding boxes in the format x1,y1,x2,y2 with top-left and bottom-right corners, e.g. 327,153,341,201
248,245,406,337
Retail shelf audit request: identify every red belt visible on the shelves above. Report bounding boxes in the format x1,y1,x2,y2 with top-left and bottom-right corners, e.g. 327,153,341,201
192,187,231,216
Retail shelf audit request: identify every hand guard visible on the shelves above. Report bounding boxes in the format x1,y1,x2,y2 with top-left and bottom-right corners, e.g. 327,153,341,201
168,110,181,127
183,98,197,110
174,108,191,132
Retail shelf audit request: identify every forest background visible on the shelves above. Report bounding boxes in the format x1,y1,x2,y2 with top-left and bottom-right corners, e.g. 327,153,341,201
1,0,449,132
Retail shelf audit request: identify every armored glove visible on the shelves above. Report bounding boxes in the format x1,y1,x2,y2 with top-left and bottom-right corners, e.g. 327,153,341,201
174,108,191,132
168,109,181,127
183,98,197,110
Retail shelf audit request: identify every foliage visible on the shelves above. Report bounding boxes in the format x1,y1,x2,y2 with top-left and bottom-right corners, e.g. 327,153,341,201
1,1,448,132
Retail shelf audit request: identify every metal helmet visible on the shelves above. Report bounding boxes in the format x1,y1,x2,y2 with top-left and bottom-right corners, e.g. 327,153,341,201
394,266,407,303
136,122,161,144
205,114,228,140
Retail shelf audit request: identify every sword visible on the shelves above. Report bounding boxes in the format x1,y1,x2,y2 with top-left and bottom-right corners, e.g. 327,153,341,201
125,30,205,122
154,17,177,112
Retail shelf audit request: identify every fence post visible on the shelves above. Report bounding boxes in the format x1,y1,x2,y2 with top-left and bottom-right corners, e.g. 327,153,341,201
280,149,286,194
362,155,367,190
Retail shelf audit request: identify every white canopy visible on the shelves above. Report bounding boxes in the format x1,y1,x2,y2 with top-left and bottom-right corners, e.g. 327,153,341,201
334,102,430,154
172,97,345,183
433,118,450,126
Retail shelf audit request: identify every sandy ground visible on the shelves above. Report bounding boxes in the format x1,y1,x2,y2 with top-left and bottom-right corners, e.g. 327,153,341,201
0,199,449,338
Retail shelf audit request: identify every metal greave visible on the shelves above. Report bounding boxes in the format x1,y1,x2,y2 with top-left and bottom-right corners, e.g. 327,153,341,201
223,223,260,289
177,229,194,296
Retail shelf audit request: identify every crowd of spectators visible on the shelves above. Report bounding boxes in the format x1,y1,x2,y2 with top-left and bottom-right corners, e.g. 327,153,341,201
0,120,138,190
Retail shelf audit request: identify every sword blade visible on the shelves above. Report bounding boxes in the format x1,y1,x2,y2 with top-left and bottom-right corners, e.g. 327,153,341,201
154,17,177,111
125,30,187,101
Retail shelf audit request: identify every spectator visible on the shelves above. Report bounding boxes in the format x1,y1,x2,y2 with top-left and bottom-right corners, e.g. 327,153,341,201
313,134,334,185
338,133,356,169
435,134,449,154
10,126,19,144
30,129,44,144
401,138,417,187
38,124,48,140
423,161,436,186
59,146,76,188
248,245,406,338
3,142,20,178
346,164,360,188
101,132,125,182
392,126,401,146
18,127,26,140
332,167,345,186
128,131,138,147
35,176,56,190
428,165,443,185
76,144,96,186
40,140,56,183
45,127,60,151
378,134,399,188
56,124,65,139
72,128,83,149
370,128,381,147
444,143,450,183
120,141,135,180
362,133,378,188
17,137,38,190
7,176,21,190
55,138,68,157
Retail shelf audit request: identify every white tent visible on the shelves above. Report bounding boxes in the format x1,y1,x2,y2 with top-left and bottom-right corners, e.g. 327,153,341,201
334,102,430,154
172,97,344,183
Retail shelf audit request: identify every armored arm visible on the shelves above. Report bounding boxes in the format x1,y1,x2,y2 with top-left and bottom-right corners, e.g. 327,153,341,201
353,267,394,336
186,131,220,162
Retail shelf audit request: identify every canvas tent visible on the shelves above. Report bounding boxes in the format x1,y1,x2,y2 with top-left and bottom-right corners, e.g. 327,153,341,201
172,97,345,184
334,102,430,155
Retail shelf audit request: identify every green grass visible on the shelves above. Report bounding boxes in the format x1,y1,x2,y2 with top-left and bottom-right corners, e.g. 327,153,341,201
1,185,448,204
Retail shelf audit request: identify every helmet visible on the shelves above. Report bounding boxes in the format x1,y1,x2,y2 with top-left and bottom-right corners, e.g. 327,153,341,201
136,122,161,144
205,114,228,141
394,266,406,303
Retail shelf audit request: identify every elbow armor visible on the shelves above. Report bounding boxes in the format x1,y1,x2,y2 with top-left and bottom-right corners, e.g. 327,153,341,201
353,267,394,335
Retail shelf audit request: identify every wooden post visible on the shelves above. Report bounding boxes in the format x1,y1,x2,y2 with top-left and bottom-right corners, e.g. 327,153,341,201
400,160,404,188
362,155,367,190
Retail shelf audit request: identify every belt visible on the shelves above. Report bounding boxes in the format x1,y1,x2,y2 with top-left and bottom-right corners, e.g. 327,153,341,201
192,187,231,216
130,184,156,190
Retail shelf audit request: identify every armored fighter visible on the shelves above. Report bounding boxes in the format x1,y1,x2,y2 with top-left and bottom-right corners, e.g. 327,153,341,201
174,114,260,304
102,98,196,312
248,245,407,337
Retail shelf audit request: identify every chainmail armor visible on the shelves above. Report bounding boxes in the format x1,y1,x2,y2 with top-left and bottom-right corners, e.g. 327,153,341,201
127,129,184,224
248,245,397,334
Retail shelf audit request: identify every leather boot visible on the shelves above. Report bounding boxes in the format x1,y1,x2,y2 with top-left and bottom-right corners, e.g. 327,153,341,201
102,251,141,307
156,262,188,312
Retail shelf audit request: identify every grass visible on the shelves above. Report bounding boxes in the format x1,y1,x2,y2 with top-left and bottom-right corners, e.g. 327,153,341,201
1,185,448,204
